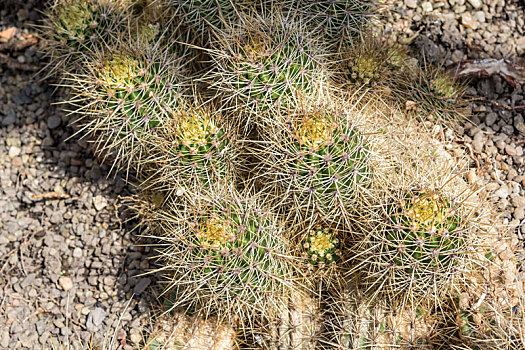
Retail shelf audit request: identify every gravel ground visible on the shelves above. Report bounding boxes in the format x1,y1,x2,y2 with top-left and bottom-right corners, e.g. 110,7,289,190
0,0,524,349
0,2,158,349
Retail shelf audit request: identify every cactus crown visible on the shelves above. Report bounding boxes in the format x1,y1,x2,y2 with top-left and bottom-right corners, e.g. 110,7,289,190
304,227,340,265
388,191,462,270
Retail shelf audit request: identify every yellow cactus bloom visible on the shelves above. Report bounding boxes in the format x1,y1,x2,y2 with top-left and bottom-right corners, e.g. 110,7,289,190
309,230,336,258
406,193,449,231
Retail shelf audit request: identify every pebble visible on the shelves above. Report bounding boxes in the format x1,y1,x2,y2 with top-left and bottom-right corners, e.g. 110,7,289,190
93,195,108,211
46,115,61,130
461,12,477,29
86,308,106,330
515,115,525,134
8,146,21,158
405,0,417,8
133,278,151,295
58,276,73,291
467,0,482,8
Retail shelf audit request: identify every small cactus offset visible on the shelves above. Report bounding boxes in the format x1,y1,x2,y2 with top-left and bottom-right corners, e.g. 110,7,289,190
399,65,469,130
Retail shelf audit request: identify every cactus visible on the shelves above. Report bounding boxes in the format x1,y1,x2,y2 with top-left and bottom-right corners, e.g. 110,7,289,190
254,104,372,220
356,189,470,302
399,66,469,129
207,11,326,125
71,44,187,175
41,0,129,77
337,36,412,93
141,102,240,201
173,0,254,43
303,226,340,267
287,0,374,48
136,188,306,324
145,313,236,350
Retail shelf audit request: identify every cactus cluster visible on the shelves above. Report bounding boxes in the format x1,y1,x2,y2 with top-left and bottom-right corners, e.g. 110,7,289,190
40,0,522,348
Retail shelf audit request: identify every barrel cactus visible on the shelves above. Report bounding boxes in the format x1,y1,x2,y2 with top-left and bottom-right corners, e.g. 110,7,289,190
208,12,325,125
72,45,186,175
289,0,374,48
136,189,305,323
357,189,469,302
255,104,372,220
42,0,129,76
142,102,240,198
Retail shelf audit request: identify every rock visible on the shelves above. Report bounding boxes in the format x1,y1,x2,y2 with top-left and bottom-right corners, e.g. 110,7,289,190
46,115,61,130
1,112,17,126
59,276,73,291
92,195,108,211
133,278,151,295
130,332,142,344
468,0,482,8
8,146,21,158
515,115,525,134
86,308,106,330
506,145,518,156
485,112,497,126
421,1,433,12
73,247,82,258
472,131,484,153
461,12,477,29
495,186,509,199
405,0,417,8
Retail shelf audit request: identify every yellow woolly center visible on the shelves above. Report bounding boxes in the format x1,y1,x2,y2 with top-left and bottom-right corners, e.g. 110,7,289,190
354,55,377,79
308,230,335,258
178,114,218,145
296,116,332,149
59,2,90,33
406,194,448,231
431,75,457,99
138,23,159,43
197,217,234,249
102,55,140,86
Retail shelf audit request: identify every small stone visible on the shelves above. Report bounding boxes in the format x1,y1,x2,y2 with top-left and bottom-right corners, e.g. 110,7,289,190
405,0,417,8
485,112,497,126
468,169,478,184
73,247,82,258
86,307,106,330
468,0,482,8
1,112,17,126
8,146,21,158
506,145,518,156
495,186,509,199
421,1,433,12
93,195,108,211
461,12,477,29
515,115,525,134
133,278,151,295
472,131,484,153
47,115,61,130
59,276,73,291
130,332,142,344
